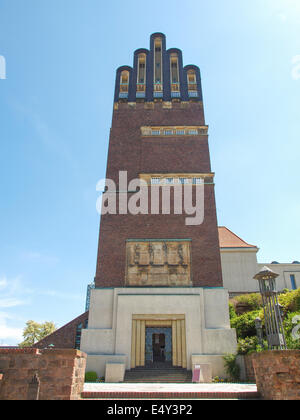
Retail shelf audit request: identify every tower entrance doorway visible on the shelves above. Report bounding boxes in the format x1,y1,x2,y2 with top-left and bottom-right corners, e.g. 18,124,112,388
131,315,187,369
145,327,172,364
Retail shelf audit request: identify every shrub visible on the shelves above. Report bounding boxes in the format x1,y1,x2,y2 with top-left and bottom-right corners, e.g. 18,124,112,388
230,310,260,339
281,288,290,294
237,336,258,355
212,376,227,383
283,311,300,350
229,302,237,320
223,354,240,382
85,371,98,383
278,289,300,314
232,293,262,313
237,336,267,355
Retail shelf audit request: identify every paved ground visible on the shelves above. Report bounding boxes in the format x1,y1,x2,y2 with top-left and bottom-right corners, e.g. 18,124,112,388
84,382,257,393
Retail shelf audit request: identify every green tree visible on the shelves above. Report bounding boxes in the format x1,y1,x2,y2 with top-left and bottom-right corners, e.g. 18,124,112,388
19,320,56,347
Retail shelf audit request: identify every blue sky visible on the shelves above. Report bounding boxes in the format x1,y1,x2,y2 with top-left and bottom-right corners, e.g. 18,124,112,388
0,0,299,345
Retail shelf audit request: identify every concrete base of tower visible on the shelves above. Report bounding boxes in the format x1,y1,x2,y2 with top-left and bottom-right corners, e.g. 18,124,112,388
80,287,237,379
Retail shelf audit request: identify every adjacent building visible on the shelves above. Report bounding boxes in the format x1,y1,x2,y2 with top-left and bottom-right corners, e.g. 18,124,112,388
219,226,300,296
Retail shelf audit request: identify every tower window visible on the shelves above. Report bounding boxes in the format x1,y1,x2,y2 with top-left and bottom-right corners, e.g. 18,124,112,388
179,178,190,185
193,177,203,185
188,129,198,135
154,38,163,89
187,70,197,91
151,177,161,185
137,54,146,86
75,323,82,349
187,70,196,84
120,71,129,86
119,70,129,97
165,178,174,184
170,54,180,87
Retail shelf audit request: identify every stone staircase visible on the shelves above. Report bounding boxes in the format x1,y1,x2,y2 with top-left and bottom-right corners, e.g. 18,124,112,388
124,366,193,383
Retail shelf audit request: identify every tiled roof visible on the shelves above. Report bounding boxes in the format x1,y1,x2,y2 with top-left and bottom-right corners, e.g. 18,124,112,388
218,227,257,249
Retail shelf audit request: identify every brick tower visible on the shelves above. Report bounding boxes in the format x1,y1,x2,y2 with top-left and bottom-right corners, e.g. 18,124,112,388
96,32,222,289
81,33,236,380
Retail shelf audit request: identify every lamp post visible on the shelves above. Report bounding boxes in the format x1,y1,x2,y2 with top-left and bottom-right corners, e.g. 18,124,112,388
254,317,263,347
253,266,287,350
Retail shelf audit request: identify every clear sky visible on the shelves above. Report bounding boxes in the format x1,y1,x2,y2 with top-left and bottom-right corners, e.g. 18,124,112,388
0,0,299,345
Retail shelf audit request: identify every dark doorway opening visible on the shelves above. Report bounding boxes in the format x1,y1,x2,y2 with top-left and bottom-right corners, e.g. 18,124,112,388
152,333,165,362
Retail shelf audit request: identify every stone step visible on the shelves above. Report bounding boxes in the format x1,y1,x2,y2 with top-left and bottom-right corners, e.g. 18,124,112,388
125,371,191,375
126,370,190,372
124,381,192,383
124,378,192,381
82,390,260,400
125,378,192,380
124,369,192,383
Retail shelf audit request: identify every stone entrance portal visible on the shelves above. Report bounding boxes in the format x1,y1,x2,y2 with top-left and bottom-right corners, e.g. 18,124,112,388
131,315,187,369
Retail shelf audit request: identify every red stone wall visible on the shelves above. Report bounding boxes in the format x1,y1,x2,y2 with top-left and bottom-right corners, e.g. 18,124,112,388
0,348,86,400
244,354,255,383
95,101,223,288
252,350,300,400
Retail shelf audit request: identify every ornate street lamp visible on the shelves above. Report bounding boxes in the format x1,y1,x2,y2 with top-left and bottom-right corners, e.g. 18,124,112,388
253,266,287,350
254,317,264,347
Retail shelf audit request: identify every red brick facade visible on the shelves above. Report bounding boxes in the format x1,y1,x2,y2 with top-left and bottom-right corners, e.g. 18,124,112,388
95,100,223,288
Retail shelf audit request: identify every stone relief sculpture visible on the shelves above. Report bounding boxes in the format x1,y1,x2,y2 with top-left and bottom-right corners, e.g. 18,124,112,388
126,241,191,286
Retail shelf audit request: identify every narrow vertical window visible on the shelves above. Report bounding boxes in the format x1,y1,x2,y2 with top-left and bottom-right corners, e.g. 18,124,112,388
137,54,146,98
290,274,297,290
137,54,146,84
75,323,83,349
187,70,198,97
154,38,163,96
119,70,129,98
170,54,180,97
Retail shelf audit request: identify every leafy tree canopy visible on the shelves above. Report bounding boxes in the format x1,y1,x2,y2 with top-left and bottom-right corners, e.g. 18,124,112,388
18,320,56,347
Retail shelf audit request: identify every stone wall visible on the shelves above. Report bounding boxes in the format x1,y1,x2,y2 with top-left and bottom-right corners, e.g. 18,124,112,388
0,348,86,400
244,354,255,383
252,350,300,400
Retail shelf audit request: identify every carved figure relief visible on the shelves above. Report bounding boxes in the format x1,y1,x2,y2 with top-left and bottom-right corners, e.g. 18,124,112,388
126,241,191,286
